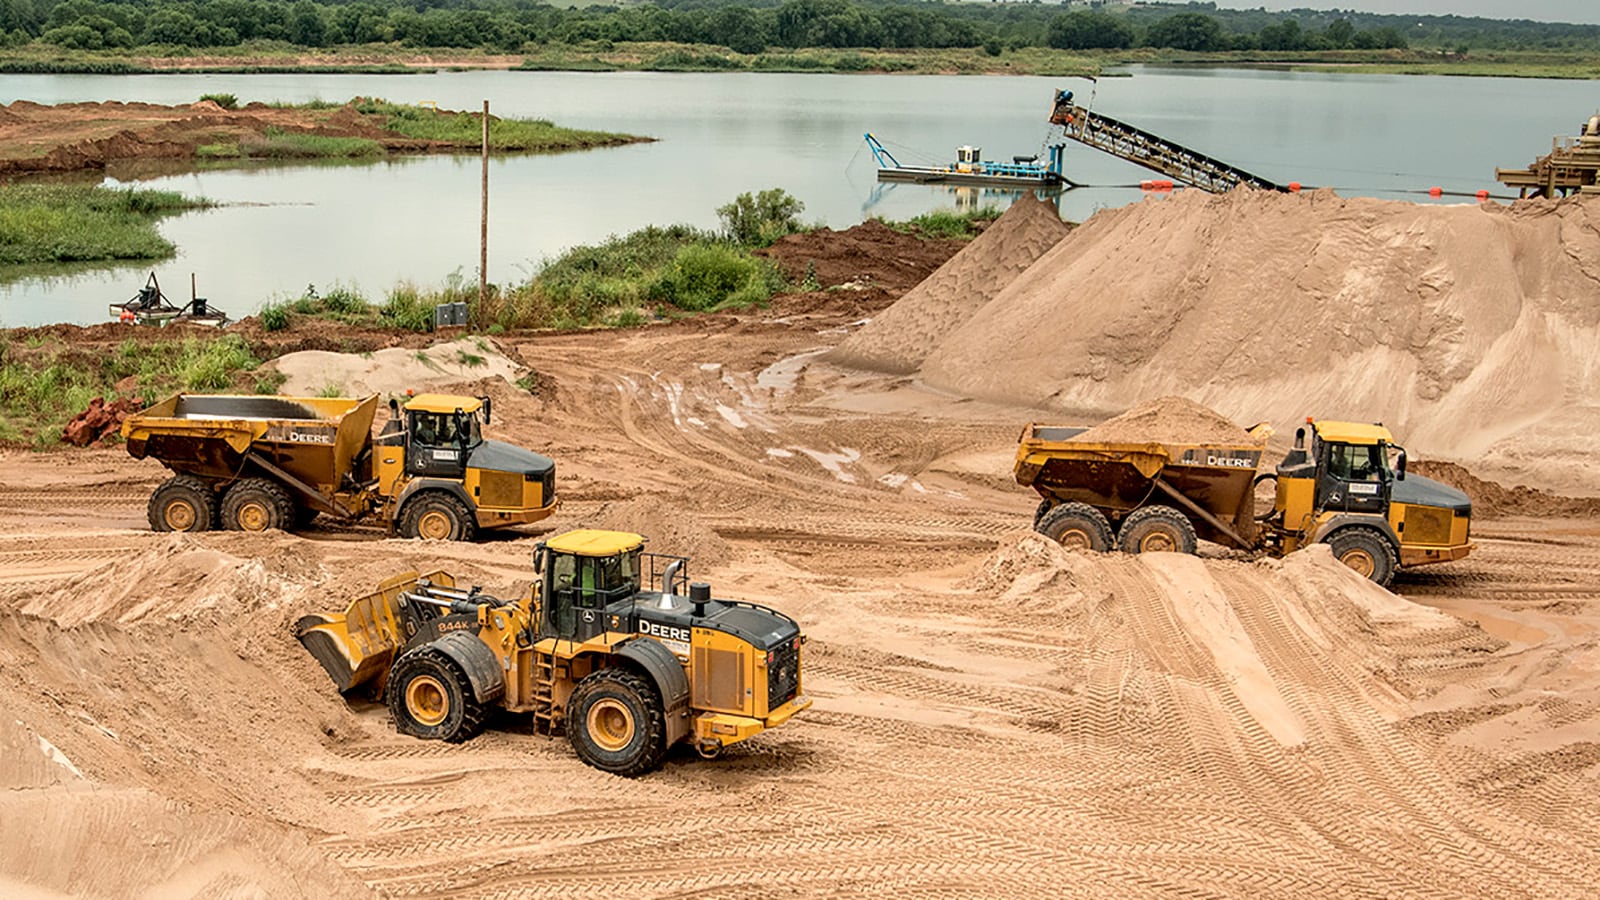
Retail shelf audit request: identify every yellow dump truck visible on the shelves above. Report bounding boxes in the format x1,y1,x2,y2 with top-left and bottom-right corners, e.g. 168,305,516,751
297,529,811,776
122,392,557,540
1015,418,1473,586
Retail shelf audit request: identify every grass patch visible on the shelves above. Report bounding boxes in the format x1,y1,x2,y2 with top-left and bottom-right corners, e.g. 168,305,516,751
239,128,383,159
350,97,635,151
0,334,260,446
0,183,213,265
880,206,1002,240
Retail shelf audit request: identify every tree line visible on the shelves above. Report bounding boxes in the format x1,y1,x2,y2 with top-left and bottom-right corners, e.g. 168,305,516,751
0,0,1596,55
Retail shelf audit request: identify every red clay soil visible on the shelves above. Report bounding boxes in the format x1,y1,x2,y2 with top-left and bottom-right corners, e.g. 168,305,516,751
760,219,968,297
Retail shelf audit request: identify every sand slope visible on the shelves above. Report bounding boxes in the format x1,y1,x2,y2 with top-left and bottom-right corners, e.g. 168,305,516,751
850,190,1600,491
828,196,1070,374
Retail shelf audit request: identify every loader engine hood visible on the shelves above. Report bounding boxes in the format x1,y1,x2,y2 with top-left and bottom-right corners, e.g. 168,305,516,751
1392,474,1471,516
467,439,554,477
626,591,801,652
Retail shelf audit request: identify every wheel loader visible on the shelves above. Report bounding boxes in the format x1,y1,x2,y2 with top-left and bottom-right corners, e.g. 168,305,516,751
122,391,556,540
295,529,811,776
1016,417,1473,586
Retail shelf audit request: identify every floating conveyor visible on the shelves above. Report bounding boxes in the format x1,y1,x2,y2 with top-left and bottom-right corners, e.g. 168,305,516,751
1049,90,1285,194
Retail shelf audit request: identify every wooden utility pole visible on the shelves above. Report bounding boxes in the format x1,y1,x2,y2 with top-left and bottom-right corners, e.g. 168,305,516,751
480,100,489,311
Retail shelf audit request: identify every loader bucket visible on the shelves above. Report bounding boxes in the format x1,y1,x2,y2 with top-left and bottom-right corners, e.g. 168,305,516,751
295,569,455,693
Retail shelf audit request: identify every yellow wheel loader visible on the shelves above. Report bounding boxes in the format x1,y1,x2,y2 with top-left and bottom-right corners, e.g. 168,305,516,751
295,529,812,776
1016,417,1473,587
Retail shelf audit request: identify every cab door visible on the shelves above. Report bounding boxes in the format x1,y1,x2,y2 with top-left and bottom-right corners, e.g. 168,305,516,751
1317,441,1389,515
407,410,469,479
543,553,610,644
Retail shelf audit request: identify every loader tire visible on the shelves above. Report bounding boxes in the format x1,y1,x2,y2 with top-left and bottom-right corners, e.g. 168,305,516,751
567,668,667,777
221,478,293,532
387,646,487,743
400,493,476,542
1325,527,1397,588
1117,505,1197,555
148,476,217,533
1036,502,1113,552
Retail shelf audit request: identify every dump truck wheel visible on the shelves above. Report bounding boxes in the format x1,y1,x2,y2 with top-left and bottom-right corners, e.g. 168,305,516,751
387,647,487,743
1033,499,1054,528
1326,528,1397,588
1036,502,1113,552
148,476,217,533
221,478,293,532
401,493,476,542
1117,505,1198,555
567,668,667,777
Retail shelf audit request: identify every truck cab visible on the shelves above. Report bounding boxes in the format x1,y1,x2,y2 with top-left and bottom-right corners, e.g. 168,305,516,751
1275,419,1473,583
375,393,558,540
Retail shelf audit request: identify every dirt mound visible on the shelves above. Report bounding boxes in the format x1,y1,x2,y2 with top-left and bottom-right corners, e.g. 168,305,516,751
829,197,1070,374
759,218,965,296
1070,395,1257,445
1411,459,1600,518
267,336,525,397
892,190,1600,492
584,496,733,571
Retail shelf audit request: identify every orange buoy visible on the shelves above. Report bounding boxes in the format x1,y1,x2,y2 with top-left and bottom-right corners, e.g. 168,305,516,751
1287,181,1302,192
1476,189,1490,201
1140,180,1154,191
119,309,135,324
1428,186,1443,198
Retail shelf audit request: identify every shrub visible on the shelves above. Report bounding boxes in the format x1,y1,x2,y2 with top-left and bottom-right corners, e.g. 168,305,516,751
258,301,290,331
716,188,805,247
647,244,779,312
199,92,238,110
380,284,435,332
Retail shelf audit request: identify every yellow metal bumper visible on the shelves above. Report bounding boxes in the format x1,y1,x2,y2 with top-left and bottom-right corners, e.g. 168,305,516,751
475,497,560,529
1399,542,1475,568
693,695,812,748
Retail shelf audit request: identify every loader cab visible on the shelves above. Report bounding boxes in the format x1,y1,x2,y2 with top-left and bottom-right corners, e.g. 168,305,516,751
535,530,645,644
401,393,489,479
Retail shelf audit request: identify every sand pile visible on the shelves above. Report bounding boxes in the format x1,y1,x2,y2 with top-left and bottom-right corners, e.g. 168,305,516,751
1069,395,1258,445
585,496,733,570
268,337,525,397
844,189,1600,492
828,196,1070,373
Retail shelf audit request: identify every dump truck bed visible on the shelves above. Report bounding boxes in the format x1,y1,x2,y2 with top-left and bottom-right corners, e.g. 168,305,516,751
122,393,380,492
1014,423,1267,548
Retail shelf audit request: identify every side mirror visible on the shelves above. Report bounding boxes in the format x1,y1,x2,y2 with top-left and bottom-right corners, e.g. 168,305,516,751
532,541,546,574
480,396,491,425
1395,449,1407,481
388,397,399,414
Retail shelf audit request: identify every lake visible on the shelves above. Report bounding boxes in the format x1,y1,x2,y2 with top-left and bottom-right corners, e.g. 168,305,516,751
2,67,1592,327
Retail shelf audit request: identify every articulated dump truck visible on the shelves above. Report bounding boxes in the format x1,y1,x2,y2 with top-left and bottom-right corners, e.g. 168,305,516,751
122,392,557,541
297,529,812,776
1015,418,1473,586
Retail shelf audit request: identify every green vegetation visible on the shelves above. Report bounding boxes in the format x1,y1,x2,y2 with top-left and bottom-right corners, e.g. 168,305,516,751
4,0,1599,78
350,98,630,151
717,189,806,247
199,92,237,109
199,128,383,159
882,206,1001,240
0,334,260,447
0,184,213,265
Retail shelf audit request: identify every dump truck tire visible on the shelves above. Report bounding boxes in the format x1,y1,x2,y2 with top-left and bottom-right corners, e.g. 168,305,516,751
1117,505,1198,555
1036,502,1113,552
387,646,487,743
567,668,667,777
221,478,293,532
400,493,476,542
148,476,217,533
1033,499,1054,527
1326,527,1397,588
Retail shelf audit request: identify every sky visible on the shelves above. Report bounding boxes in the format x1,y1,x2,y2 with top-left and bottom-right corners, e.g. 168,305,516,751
1213,2,1600,26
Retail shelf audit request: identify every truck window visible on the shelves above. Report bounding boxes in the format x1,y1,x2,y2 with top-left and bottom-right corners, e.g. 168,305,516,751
1327,443,1384,482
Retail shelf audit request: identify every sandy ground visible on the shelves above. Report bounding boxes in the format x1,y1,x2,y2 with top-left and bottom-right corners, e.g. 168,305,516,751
2,280,1599,897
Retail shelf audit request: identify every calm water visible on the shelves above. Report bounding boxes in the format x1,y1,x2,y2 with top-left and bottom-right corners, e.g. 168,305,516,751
2,68,1593,326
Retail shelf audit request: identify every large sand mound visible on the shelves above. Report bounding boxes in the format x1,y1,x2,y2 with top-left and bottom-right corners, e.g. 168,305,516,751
269,337,524,397
849,189,1600,492
828,196,1070,374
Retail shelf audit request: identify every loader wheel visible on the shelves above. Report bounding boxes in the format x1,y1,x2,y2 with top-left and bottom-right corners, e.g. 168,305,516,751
148,476,217,533
1117,505,1198,555
1326,528,1397,588
401,493,476,542
1036,502,1113,552
567,668,667,777
222,478,293,532
387,647,486,743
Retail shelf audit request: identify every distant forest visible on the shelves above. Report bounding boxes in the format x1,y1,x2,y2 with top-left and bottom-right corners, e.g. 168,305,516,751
1,0,1598,55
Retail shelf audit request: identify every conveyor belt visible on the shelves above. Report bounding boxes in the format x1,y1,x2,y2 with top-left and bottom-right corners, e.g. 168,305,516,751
1050,96,1284,193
